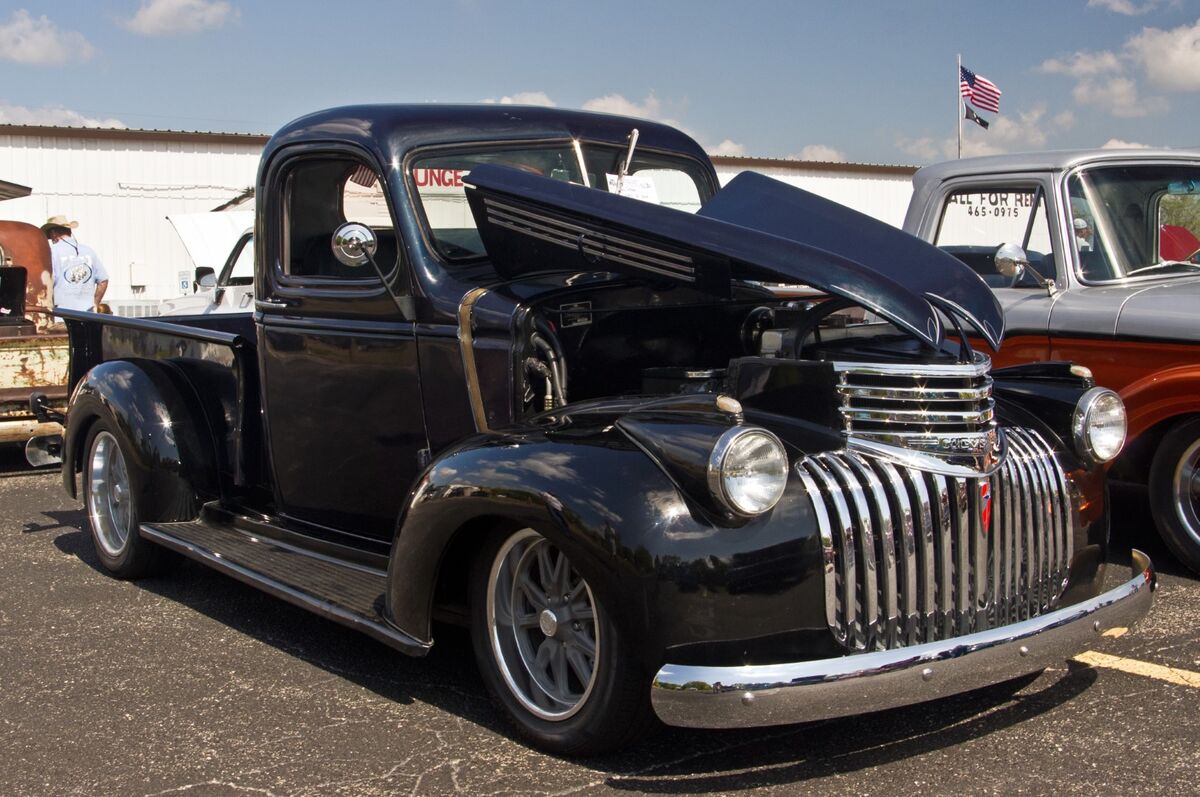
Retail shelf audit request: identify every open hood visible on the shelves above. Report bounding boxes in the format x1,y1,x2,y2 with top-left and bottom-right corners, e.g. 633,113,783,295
166,211,254,274
464,165,1002,350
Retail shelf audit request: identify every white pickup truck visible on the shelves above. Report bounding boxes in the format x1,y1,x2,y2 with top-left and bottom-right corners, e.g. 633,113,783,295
159,211,254,316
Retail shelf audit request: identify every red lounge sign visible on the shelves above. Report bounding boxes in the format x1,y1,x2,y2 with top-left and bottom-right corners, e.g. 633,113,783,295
412,168,468,189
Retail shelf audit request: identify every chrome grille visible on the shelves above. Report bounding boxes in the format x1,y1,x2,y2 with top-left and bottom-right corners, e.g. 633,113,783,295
833,355,995,448
799,427,1076,652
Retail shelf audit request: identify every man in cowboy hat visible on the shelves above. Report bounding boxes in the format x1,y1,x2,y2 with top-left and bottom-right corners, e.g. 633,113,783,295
41,214,108,315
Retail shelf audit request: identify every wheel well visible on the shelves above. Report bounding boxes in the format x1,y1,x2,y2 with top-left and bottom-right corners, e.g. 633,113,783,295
67,411,100,495
1113,412,1200,484
432,515,522,625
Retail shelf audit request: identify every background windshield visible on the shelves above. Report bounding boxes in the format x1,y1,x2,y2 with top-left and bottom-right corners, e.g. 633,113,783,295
1068,165,1200,283
412,143,712,261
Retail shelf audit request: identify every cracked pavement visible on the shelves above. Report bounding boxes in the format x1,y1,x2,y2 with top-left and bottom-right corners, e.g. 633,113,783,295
1,449,1197,796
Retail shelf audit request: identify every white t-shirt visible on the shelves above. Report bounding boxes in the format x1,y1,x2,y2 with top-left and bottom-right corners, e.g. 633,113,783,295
50,237,108,312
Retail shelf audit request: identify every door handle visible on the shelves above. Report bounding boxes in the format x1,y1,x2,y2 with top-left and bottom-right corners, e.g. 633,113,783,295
255,298,293,311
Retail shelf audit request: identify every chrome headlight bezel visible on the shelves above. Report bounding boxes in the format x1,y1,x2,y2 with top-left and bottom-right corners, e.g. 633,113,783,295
1072,387,1127,464
706,427,789,517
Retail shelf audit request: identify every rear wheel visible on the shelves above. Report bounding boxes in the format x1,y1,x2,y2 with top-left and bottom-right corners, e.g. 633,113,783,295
83,419,169,578
469,527,651,755
1149,416,1200,574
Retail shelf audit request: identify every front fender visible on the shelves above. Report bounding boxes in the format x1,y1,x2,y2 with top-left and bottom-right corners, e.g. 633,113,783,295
62,359,217,517
1119,364,1200,440
385,424,827,669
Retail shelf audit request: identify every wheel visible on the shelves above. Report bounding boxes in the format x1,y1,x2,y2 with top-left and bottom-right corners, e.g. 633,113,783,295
1149,416,1200,574
469,527,652,756
83,419,169,579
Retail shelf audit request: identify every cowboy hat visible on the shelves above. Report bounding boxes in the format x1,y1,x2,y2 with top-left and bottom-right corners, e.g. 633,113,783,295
40,214,79,232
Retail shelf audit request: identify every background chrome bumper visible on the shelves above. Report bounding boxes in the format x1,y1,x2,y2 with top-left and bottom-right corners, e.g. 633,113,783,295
651,550,1155,729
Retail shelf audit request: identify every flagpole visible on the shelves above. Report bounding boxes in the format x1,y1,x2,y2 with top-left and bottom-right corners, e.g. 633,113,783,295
957,53,963,159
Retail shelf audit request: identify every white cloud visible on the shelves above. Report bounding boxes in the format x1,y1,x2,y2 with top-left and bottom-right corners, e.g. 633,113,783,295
0,103,125,128
479,90,745,160
707,139,746,157
0,10,95,65
896,136,942,162
581,93,666,121
1125,18,1200,91
1073,76,1168,116
1052,110,1076,130
1038,50,1123,78
481,91,556,107
897,103,1077,162
122,0,236,36
787,144,847,163
1101,138,1151,148
1087,0,1159,14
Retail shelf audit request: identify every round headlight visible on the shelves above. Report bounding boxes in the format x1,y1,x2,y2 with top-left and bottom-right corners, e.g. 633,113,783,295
1073,387,1127,463
707,428,789,516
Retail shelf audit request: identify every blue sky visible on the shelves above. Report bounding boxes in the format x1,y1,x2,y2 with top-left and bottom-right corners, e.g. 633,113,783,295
2,1,1197,165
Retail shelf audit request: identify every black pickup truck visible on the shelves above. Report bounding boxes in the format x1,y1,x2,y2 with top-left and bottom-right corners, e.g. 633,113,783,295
35,105,1154,755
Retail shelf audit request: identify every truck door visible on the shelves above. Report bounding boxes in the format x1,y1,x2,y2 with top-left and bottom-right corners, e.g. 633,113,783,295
256,148,427,544
928,178,1061,367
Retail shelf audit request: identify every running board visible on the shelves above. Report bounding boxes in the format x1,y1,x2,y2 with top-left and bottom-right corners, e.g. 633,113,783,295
140,520,430,657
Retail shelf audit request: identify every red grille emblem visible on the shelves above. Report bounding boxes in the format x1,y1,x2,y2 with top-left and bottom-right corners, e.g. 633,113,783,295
980,482,993,531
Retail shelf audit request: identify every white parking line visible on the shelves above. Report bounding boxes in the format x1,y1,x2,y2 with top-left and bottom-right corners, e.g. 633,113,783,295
1072,651,1200,689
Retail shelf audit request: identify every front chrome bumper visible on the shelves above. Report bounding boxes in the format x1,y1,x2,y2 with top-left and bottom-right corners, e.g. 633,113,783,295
651,550,1155,729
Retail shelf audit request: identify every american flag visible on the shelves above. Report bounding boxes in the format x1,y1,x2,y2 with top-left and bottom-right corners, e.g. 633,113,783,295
348,164,379,187
960,66,1001,114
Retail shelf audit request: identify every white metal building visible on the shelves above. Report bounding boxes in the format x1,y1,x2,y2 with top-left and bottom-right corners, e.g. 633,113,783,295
0,125,917,310
0,125,265,314
712,156,917,228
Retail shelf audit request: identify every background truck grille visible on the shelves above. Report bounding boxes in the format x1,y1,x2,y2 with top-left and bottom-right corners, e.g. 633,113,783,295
796,427,1076,651
833,356,995,444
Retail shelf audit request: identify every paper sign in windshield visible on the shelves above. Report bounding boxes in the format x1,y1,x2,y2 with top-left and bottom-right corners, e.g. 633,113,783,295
605,173,660,204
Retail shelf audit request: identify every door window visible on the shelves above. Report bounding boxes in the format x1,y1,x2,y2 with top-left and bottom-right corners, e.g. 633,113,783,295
280,156,399,281
934,185,1055,288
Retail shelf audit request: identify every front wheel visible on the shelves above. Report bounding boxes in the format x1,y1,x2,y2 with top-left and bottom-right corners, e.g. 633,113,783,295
1149,416,1200,574
469,527,652,755
83,419,169,579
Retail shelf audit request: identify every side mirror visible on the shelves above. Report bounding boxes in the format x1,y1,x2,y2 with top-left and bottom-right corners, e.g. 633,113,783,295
332,222,377,268
994,243,1028,281
194,267,216,292
994,242,1057,296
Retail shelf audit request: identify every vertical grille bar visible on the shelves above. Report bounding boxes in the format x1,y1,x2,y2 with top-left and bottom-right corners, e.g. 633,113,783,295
972,476,991,631
989,474,1002,628
1001,452,1019,625
875,460,918,646
902,468,938,643
846,454,900,647
929,474,955,639
804,460,861,648
795,465,842,645
824,457,880,648
1009,431,1056,609
952,478,972,635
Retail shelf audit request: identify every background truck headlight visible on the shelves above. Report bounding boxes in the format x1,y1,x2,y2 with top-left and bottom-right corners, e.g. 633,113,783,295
1073,387,1127,464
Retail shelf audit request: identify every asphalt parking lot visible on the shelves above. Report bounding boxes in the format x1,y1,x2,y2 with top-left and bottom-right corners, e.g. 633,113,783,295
1,447,1197,797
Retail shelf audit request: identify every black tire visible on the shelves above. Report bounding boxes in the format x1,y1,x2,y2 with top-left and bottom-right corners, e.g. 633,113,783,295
82,417,170,579
1149,416,1200,574
468,526,653,756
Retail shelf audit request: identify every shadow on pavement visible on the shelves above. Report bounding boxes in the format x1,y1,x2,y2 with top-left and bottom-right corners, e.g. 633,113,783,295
44,502,1104,783
598,666,1096,792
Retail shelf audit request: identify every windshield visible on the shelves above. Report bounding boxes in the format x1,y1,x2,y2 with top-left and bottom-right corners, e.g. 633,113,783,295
1067,164,1200,283
410,142,713,261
